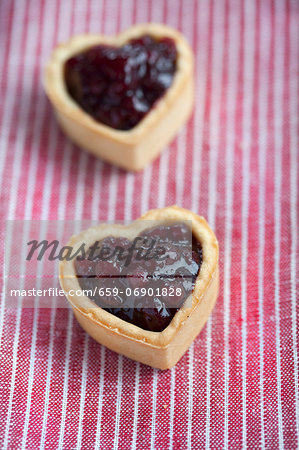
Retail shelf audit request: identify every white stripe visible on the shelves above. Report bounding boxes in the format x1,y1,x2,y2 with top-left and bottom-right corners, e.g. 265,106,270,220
176,127,187,206
74,158,89,223
76,334,89,450
174,0,194,206
165,0,179,27
240,0,256,446
107,168,118,222
150,369,158,450
204,0,226,446
91,160,103,222
140,166,152,215
58,144,74,221
273,0,285,445
95,345,106,450
76,297,91,411
131,362,140,450
113,355,123,450
89,0,104,34
56,0,74,42
169,367,176,450
156,0,171,212
188,0,211,445
124,174,135,222
157,146,170,209
289,6,299,441
39,298,58,448
257,0,271,446
223,1,242,447
57,296,73,450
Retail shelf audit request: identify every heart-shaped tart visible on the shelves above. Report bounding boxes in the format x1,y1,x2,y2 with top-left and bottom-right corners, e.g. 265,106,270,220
44,24,194,171
59,206,219,369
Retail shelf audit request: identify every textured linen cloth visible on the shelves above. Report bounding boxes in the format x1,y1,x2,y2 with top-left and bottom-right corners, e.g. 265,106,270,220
0,0,298,448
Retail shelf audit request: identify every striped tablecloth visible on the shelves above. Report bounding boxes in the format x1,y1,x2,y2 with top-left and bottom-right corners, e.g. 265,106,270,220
0,0,298,448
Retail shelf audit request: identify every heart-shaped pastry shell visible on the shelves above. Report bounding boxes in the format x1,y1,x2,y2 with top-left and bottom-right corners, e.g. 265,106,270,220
44,24,194,171
59,206,219,369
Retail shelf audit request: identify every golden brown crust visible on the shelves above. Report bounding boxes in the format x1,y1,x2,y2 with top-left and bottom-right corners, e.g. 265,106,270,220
59,206,219,369
44,24,194,171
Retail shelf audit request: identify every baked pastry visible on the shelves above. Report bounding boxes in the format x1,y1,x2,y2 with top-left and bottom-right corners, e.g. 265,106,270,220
59,206,219,369
44,24,194,171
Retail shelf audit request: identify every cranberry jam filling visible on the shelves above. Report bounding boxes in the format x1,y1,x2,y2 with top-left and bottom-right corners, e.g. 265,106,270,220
75,223,202,332
64,35,177,130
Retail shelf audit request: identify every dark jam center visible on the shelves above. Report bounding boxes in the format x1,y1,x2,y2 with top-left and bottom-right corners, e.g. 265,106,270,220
75,223,202,332
64,35,177,130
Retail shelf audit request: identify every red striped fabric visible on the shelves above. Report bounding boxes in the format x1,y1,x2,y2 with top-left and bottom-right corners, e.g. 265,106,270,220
0,0,298,448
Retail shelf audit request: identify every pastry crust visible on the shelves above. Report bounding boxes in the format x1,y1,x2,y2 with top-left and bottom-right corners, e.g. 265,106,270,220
44,24,194,171
59,206,219,369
